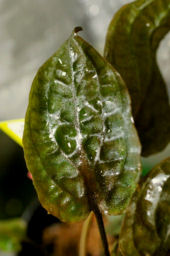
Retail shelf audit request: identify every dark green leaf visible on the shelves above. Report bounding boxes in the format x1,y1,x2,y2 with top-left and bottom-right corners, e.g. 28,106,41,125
23,28,141,222
0,218,26,253
104,0,170,156
117,157,170,256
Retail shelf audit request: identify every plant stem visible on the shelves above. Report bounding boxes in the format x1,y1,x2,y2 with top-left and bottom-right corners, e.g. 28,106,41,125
79,211,93,256
79,158,110,256
93,206,110,256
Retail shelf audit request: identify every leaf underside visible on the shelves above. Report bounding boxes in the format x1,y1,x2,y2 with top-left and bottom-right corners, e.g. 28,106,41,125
23,28,141,222
104,0,170,156
117,157,170,256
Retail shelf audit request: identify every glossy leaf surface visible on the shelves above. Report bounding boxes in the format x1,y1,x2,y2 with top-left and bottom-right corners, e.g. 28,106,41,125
23,28,141,222
104,0,170,156
117,157,170,256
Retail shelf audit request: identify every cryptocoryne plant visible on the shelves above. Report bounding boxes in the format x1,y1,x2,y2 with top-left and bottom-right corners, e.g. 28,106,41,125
23,0,170,255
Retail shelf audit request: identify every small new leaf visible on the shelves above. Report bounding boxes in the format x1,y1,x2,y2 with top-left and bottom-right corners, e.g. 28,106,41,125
118,157,170,256
104,0,170,156
23,28,141,222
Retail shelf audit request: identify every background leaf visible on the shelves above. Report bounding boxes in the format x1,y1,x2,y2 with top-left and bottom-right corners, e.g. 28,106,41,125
0,218,26,253
23,28,141,222
104,0,170,156
117,157,170,256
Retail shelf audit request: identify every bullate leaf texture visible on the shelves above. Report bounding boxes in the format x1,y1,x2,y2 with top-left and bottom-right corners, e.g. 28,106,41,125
104,0,170,156
23,28,141,222
117,157,170,256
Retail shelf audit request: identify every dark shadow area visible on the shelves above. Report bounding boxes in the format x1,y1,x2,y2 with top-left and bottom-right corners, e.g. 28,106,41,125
0,131,36,219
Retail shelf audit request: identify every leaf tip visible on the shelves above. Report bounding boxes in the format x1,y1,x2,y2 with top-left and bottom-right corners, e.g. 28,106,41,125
73,26,83,35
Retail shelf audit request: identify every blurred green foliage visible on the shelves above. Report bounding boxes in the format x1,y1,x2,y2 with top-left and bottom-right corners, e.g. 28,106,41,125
0,218,26,252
